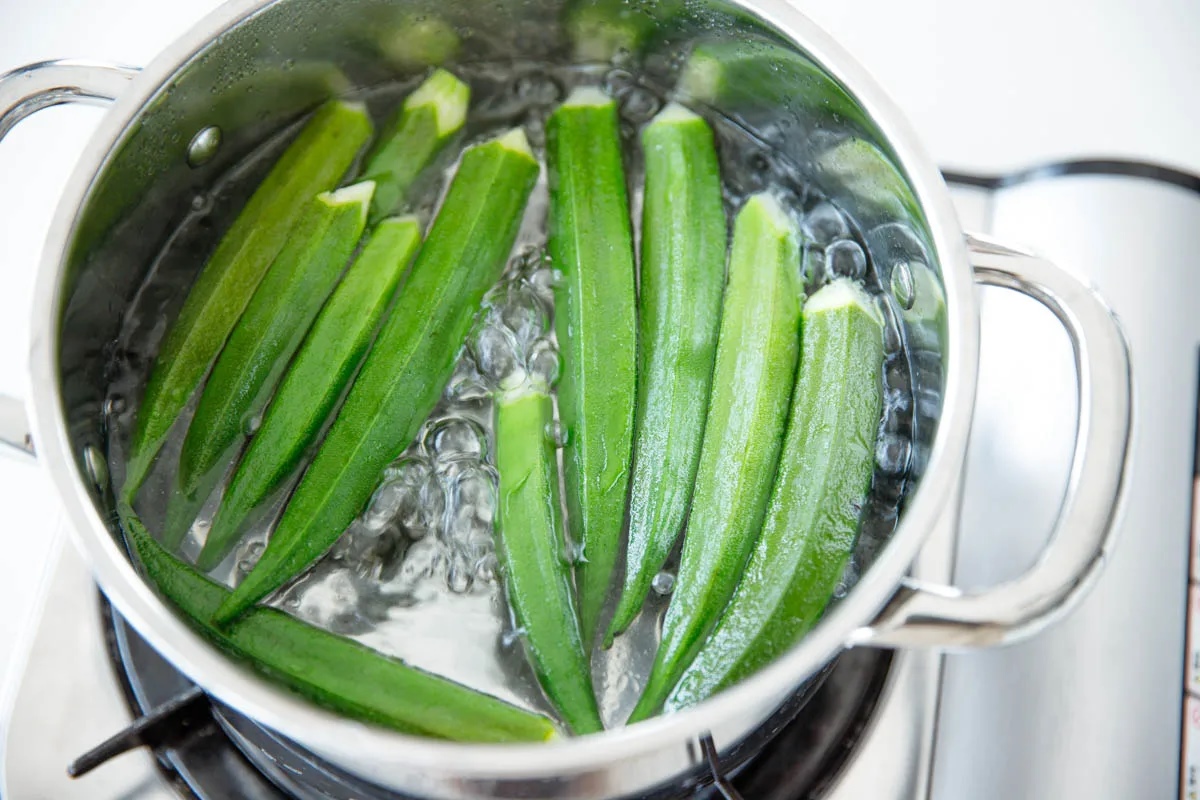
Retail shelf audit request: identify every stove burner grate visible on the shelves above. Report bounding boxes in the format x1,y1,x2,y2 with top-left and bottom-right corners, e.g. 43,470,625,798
76,595,892,799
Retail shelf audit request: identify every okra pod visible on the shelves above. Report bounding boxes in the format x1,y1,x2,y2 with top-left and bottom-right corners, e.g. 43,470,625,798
214,129,539,625
629,193,802,723
165,182,373,548
678,39,871,137
605,104,727,647
122,101,372,501
668,279,885,709
361,68,470,223
197,217,422,571
547,87,638,646
494,388,603,735
118,503,557,742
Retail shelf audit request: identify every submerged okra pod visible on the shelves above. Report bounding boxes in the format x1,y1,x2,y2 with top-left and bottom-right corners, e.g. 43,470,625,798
118,503,557,742
630,193,802,723
122,101,372,501
547,87,638,646
214,129,539,625
197,217,423,570
494,388,603,735
165,182,374,548
668,279,885,709
361,68,469,223
605,103,727,647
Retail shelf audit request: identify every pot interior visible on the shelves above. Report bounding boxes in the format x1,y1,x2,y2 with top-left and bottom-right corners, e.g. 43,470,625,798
54,0,946,745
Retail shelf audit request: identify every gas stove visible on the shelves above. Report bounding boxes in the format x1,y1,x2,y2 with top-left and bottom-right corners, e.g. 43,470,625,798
4,165,1196,799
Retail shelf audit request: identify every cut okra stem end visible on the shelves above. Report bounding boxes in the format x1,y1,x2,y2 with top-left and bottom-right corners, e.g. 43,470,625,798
652,101,702,125
495,127,534,157
404,68,471,138
323,180,377,225
678,51,723,103
806,277,883,319
562,85,615,108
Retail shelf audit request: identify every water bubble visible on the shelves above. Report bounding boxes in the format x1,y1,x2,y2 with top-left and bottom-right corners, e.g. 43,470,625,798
890,262,916,310
602,68,636,97
864,222,929,271
393,537,446,593
651,571,676,595
186,125,222,168
527,268,560,298
424,416,486,462
501,626,528,648
103,395,126,416
236,541,265,576
620,87,662,123
511,71,563,106
472,325,521,387
803,201,850,246
382,455,431,487
543,419,568,447
190,192,214,215
474,552,499,582
876,433,912,477
802,245,826,288
445,354,488,402
451,464,497,522
83,445,108,490
417,473,447,534
363,479,409,531
527,338,561,389
498,287,549,347
826,239,867,281
522,111,547,149
241,414,263,436
446,552,474,593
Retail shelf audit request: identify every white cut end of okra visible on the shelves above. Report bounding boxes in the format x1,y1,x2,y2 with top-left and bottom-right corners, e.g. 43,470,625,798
804,277,882,320
322,180,376,225
678,51,722,102
494,127,534,157
562,85,614,109
743,192,793,236
377,213,421,230
332,99,369,118
652,102,701,125
404,68,471,138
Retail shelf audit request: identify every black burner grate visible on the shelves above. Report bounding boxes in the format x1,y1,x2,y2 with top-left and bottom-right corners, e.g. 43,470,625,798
82,595,891,799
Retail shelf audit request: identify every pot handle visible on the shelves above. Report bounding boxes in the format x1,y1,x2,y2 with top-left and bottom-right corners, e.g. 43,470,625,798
851,232,1132,649
0,59,139,459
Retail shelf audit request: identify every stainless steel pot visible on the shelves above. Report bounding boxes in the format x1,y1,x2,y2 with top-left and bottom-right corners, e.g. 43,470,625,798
0,1,1132,797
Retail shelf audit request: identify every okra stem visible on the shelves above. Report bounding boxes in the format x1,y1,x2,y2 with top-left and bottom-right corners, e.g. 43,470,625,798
197,217,422,571
629,193,802,723
214,128,539,626
118,503,557,742
668,279,884,709
122,101,372,502
165,182,373,549
361,68,469,223
547,87,638,646
494,387,603,735
605,103,727,647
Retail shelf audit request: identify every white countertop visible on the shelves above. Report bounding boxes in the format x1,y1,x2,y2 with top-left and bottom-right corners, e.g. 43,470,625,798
1,0,1198,789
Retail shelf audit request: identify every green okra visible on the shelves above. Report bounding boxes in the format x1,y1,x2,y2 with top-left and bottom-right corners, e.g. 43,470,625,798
118,503,557,742
678,38,872,137
668,279,885,710
196,217,422,571
165,182,374,548
361,68,470,223
629,193,802,723
547,87,638,646
122,100,372,502
214,128,539,625
605,103,727,647
494,388,603,735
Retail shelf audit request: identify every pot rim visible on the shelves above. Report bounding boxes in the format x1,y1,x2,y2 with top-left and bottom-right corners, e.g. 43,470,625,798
27,0,977,776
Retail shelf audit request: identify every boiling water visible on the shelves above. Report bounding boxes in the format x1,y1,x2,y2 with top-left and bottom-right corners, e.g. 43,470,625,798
105,62,918,728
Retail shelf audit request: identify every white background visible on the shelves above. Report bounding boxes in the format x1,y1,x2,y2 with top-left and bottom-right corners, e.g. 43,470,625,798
1,0,1198,775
